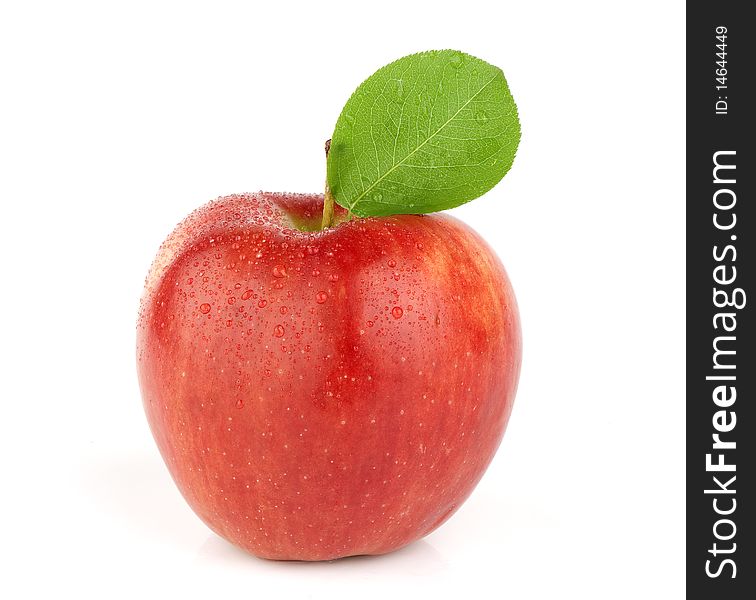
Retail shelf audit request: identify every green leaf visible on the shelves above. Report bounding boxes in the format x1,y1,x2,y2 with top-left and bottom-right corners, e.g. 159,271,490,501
326,50,520,217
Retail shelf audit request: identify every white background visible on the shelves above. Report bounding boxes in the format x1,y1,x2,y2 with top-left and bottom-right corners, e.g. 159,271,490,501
0,1,684,598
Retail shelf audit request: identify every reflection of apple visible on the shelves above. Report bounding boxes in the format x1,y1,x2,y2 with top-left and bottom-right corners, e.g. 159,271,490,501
137,192,521,560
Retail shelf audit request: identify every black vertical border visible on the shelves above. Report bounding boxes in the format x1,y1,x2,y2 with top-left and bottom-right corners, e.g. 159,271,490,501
687,2,753,597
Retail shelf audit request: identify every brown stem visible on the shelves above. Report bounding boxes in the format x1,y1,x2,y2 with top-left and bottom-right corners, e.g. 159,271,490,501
321,139,334,229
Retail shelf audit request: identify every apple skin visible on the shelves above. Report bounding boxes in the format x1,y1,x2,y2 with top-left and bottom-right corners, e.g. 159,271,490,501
137,192,521,561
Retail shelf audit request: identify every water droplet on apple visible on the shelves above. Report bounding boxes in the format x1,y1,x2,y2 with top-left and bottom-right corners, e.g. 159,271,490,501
273,265,287,278
367,320,374,327
258,299,268,308
280,306,288,314
316,291,328,304
199,303,211,314
387,259,396,268
391,306,404,319
242,290,254,300
274,325,285,338
228,297,236,305
236,399,244,409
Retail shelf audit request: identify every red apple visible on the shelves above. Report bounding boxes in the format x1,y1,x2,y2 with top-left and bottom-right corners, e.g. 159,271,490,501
137,192,521,560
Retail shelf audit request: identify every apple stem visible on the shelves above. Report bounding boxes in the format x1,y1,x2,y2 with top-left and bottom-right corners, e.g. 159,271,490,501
321,139,335,229
321,185,335,229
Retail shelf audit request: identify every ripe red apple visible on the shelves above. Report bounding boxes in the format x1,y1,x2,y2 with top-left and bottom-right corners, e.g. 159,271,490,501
137,192,521,560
